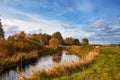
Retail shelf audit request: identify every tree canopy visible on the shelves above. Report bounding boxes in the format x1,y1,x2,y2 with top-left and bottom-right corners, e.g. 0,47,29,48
64,37,74,45
49,38,60,49
52,32,64,44
74,39,80,45
82,38,89,45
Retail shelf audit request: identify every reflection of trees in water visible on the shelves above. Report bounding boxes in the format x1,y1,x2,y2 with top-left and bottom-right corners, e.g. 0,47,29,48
52,55,61,63
52,49,62,63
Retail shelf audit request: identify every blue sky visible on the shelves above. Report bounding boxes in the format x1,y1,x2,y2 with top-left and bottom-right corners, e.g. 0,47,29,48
0,0,120,44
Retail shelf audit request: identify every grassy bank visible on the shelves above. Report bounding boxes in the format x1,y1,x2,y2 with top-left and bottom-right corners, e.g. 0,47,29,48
52,46,120,80
65,44,94,57
19,45,99,80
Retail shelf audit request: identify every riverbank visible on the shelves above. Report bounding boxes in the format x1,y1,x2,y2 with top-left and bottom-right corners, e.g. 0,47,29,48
19,45,99,80
65,44,94,57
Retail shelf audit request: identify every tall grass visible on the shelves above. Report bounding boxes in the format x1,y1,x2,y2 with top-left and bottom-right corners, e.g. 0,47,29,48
0,50,39,73
0,39,56,74
65,44,94,57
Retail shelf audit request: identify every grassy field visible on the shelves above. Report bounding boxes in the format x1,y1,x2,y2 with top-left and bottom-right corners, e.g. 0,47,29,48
52,46,120,80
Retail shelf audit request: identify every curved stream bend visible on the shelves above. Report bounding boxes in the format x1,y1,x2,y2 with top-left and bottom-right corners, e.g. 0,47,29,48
0,51,80,80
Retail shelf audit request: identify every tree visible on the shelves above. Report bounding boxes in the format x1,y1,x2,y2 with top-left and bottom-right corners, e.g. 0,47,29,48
74,39,80,45
18,31,26,39
42,33,51,45
7,35,15,41
0,19,4,39
30,33,51,45
49,38,60,49
64,37,74,45
82,38,89,45
52,32,64,44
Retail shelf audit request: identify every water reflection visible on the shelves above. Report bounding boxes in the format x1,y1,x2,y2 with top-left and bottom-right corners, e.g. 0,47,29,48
52,51,62,63
0,51,80,80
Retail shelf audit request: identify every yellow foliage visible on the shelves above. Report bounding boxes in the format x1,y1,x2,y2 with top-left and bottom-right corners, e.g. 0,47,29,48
49,38,60,49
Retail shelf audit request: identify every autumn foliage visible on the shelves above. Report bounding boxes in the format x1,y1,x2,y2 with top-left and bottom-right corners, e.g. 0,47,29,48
49,38,60,49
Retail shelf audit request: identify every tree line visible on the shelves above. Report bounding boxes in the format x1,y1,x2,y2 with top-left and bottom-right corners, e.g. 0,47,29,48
0,19,89,47
0,19,89,58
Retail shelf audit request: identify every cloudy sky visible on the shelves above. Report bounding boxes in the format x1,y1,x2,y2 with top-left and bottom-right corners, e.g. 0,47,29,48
0,0,120,44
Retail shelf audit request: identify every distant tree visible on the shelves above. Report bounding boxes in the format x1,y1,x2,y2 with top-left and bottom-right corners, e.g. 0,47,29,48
11,33,19,40
30,34,39,42
64,37,74,45
7,35,15,41
30,33,51,45
52,32,64,44
42,33,51,45
18,31,26,39
49,38,60,49
7,31,26,40
0,19,4,39
82,38,89,45
29,33,42,45
74,39,80,45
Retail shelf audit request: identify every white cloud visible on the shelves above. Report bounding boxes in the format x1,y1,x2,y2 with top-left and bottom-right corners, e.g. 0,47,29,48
85,19,120,44
2,16,64,36
90,19,112,28
0,6,90,39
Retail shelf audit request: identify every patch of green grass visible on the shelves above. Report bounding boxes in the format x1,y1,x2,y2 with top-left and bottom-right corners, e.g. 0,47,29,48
65,45,94,57
53,46,120,80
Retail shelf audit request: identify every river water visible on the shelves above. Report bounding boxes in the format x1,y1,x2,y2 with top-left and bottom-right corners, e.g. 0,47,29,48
0,51,80,80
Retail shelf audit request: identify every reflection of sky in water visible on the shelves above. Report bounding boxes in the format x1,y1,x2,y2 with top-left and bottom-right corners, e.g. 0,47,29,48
0,70,18,80
60,51,80,63
0,51,80,80
24,56,55,77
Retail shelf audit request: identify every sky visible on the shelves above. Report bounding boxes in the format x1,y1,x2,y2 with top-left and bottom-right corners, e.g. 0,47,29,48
0,0,120,44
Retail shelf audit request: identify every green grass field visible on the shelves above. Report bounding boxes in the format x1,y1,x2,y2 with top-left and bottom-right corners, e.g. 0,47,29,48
52,46,120,80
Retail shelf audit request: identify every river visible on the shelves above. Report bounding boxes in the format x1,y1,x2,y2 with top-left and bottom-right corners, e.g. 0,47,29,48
0,51,80,80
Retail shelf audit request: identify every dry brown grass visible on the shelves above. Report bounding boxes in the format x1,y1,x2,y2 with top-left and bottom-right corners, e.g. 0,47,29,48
0,50,39,74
